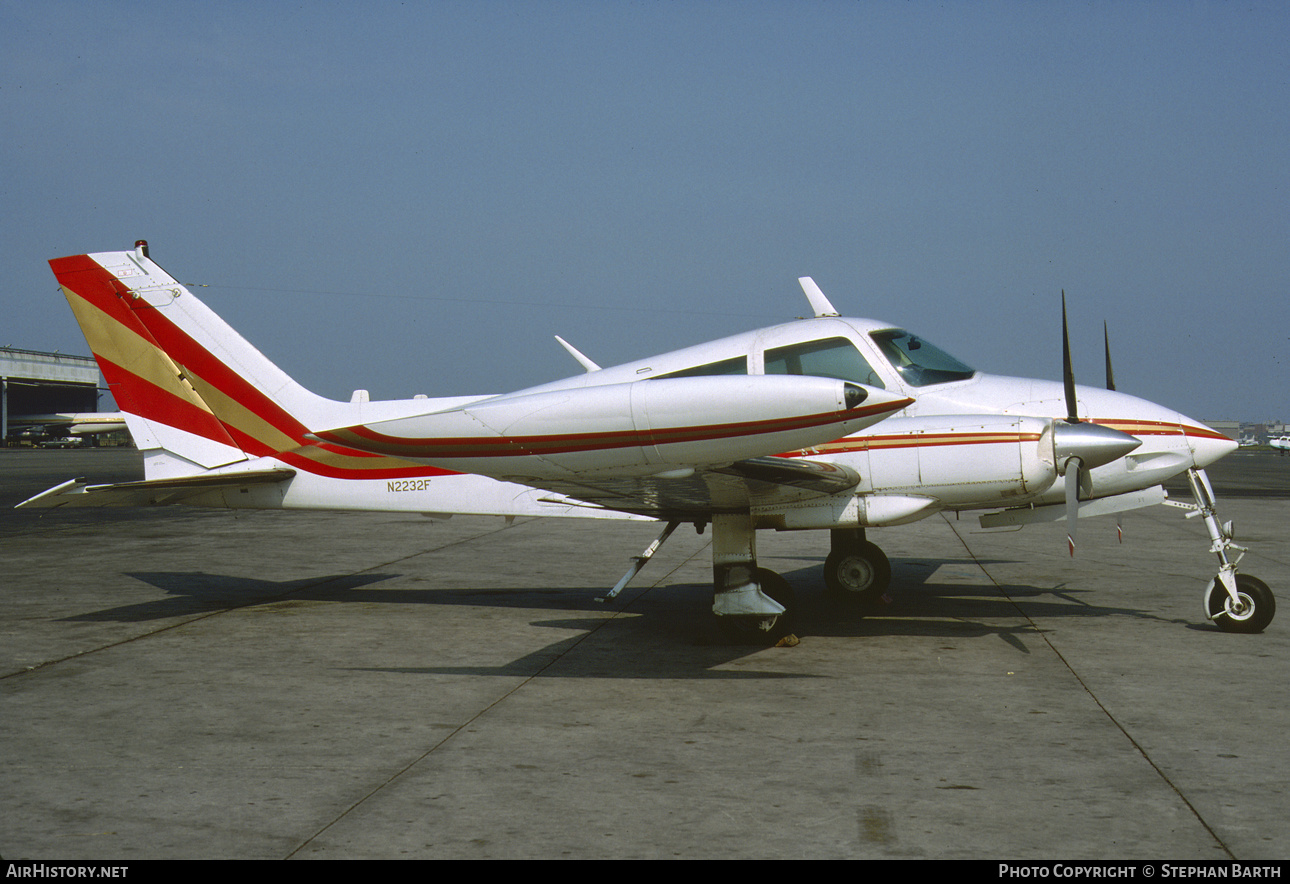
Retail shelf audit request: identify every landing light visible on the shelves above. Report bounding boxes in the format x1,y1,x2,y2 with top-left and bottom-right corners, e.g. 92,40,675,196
844,383,867,410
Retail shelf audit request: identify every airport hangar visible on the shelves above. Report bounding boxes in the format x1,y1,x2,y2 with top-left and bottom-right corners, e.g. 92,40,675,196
0,346,101,441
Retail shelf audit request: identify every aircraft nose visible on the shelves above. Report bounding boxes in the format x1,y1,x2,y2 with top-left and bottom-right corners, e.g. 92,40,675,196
1185,420,1239,469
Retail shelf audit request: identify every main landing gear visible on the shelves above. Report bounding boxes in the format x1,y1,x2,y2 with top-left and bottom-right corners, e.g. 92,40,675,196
602,516,896,645
600,513,799,643
823,528,892,613
1167,468,1276,633
709,513,797,644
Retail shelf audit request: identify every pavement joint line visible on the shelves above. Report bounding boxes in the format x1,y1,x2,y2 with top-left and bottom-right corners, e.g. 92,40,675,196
1,519,525,682
285,521,704,858
286,662,542,858
940,512,1238,861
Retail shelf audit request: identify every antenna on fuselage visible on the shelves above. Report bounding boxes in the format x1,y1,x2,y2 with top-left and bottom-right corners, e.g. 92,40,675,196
1104,321,1116,392
1062,291,1079,424
798,277,840,318
554,335,601,373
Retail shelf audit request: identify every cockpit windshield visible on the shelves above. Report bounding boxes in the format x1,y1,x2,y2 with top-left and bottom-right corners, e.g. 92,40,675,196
870,329,975,387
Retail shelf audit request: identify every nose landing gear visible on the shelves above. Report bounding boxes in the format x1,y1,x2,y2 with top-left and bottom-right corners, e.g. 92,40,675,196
1206,573,1275,634
1168,468,1276,633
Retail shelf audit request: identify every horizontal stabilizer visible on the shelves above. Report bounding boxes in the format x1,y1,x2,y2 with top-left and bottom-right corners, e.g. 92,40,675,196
17,468,296,509
978,486,1166,529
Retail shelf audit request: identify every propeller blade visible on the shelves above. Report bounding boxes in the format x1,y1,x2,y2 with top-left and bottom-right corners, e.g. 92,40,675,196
1065,458,1082,556
1104,321,1116,392
1061,291,1079,423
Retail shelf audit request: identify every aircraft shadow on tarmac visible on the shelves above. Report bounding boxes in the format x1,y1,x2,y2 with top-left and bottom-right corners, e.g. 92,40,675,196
57,555,1185,677
62,571,400,622
345,563,1177,679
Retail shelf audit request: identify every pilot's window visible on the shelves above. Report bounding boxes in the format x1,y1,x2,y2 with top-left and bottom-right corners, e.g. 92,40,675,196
657,356,748,379
870,329,974,386
763,337,885,388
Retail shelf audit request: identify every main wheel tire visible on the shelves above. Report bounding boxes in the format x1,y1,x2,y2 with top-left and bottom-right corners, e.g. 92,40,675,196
718,568,797,645
1208,574,1275,634
824,541,891,611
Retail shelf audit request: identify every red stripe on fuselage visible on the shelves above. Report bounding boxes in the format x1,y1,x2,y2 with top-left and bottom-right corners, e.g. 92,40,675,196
782,416,1205,459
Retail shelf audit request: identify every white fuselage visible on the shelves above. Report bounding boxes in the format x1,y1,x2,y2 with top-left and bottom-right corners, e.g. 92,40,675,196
247,314,1230,525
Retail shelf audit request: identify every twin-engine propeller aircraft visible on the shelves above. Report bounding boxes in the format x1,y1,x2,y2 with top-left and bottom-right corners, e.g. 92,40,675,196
20,242,1274,639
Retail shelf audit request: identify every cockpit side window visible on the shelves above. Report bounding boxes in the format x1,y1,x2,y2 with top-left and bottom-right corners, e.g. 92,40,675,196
763,337,885,389
656,356,748,379
869,329,974,386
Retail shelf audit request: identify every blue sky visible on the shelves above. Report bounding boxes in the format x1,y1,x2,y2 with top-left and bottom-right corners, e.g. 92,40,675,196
3,1,1287,421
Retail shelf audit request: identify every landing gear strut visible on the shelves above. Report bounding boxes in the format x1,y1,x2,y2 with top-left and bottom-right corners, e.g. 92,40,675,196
1168,468,1276,633
711,513,796,643
602,513,798,644
823,528,891,613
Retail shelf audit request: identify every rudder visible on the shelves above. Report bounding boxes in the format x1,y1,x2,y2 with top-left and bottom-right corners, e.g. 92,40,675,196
50,251,248,475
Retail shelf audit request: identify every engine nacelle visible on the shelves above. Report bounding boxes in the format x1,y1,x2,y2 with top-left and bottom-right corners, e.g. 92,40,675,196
863,414,1058,510
312,375,911,481
755,414,1060,530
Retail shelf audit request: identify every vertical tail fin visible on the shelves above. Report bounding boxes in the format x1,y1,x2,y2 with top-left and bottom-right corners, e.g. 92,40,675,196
50,244,335,478
51,250,246,476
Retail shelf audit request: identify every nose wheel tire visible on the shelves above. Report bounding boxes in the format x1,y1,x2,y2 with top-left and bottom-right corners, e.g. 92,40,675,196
1207,574,1275,634
824,541,891,611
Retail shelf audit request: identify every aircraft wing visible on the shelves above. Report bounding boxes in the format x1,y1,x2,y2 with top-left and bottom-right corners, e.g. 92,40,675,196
519,455,861,518
16,468,296,509
8,413,128,436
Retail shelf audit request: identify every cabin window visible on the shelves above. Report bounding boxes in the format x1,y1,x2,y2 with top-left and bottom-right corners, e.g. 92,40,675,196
763,337,885,388
870,329,975,386
656,356,748,379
